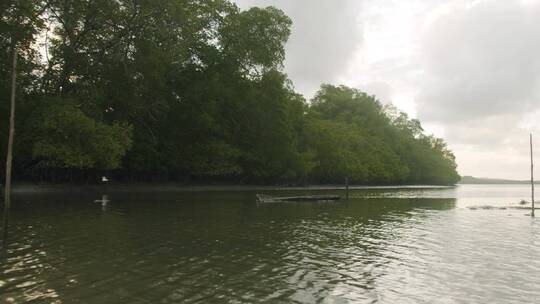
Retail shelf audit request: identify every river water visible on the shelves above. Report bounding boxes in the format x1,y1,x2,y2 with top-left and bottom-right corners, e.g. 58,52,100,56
1,184,539,303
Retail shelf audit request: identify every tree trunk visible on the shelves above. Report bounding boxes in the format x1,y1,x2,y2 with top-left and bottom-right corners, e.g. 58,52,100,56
2,46,17,246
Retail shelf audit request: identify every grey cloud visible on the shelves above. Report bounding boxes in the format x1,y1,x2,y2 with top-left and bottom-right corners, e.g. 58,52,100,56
417,1,540,123
234,0,363,98
443,113,526,149
414,0,540,178
444,112,533,179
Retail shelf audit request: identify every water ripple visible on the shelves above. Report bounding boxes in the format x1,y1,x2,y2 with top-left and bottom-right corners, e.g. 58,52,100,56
1,189,540,303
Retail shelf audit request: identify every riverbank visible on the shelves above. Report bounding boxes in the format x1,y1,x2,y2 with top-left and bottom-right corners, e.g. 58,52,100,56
9,182,455,194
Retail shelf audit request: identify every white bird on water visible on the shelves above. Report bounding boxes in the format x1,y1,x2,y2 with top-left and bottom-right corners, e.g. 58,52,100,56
94,194,110,207
96,177,110,209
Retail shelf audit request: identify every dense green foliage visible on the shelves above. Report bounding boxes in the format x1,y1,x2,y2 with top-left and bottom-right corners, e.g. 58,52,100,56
1,0,459,185
28,100,133,170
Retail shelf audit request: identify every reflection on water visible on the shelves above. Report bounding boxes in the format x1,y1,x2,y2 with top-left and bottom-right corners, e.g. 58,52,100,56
1,185,540,303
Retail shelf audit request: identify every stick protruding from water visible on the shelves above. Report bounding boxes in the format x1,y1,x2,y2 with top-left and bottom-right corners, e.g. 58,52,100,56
531,133,535,217
345,177,349,200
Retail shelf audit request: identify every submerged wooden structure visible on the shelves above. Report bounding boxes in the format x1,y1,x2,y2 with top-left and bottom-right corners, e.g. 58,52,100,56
256,194,341,203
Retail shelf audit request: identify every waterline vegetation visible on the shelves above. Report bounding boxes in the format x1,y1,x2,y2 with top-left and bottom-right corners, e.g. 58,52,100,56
1,0,459,185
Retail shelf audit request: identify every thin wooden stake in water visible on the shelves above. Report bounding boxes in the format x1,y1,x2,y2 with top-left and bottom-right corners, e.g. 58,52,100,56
345,177,349,200
2,46,17,247
531,133,535,217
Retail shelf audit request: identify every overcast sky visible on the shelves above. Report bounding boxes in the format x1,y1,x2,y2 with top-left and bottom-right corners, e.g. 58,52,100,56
234,0,540,180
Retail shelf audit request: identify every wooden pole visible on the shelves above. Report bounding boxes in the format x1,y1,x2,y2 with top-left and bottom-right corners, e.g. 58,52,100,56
2,46,17,246
531,133,535,217
345,177,349,200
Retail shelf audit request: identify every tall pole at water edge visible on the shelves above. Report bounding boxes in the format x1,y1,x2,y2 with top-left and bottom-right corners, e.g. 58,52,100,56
2,45,17,247
531,133,535,217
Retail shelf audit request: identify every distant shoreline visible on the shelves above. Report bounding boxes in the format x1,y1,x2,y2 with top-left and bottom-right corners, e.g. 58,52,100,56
459,176,537,185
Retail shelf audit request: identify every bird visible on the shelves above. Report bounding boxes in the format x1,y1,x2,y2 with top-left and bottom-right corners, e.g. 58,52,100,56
94,194,110,206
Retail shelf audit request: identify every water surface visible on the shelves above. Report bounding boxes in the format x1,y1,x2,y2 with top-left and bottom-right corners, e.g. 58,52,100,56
1,184,539,303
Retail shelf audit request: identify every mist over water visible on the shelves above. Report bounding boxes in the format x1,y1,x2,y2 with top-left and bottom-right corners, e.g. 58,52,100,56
1,185,539,303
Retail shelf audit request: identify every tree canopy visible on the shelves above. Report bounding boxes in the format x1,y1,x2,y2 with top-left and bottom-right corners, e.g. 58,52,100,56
1,0,459,185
